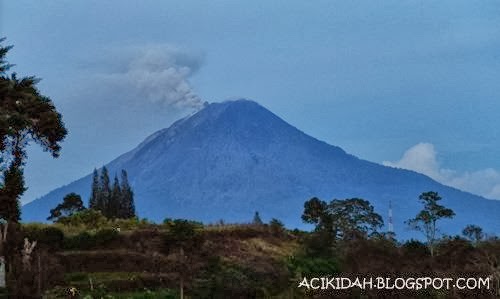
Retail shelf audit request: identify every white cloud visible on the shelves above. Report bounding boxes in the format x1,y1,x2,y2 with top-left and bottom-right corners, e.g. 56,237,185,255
383,143,500,200
383,143,443,180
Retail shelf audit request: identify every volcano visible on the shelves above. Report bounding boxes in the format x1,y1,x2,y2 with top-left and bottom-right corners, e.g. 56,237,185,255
22,99,500,238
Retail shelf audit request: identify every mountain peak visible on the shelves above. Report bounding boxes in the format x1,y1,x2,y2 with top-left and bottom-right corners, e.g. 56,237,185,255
174,98,287,140
200,99,266,118
209,98,260,108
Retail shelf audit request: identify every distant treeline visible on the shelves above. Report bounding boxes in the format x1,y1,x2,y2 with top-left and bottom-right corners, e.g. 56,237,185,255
89,167,135,219
48,167,136,222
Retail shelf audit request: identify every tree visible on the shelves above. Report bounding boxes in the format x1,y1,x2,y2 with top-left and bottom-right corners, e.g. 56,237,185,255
57,209,107,229
0,65,67,221
108,175,121,219
406,191,455,256
302,197,384,242
120,169,135,218
88,168,135,219
0,166,24,222
302,197,332,232
462,224,484,245
0,41,13,74
163,219,204,299
302,197,336,254
330,198,384,240
0,37,67,295
97,166,111,217
269,218,285,236
88,168,99,210
252,211,263,225
47,193,86,222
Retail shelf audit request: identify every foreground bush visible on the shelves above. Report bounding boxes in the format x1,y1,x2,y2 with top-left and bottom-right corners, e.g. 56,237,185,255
63,229,119,250
57,209,108,229
45,286,177,299
23,225,65,249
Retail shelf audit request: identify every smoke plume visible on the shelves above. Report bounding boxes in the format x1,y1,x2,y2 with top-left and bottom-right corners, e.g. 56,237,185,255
100,44,206,111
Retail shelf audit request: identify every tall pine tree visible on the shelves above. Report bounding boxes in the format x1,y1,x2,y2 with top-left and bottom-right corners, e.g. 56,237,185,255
109,175,121,219
120,170,136,218
87,167,136,219
88,168,99,209
98,166,111,218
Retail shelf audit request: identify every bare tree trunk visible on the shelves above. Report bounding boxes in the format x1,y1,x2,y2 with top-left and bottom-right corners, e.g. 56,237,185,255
0,223,8,290
21,238,37,271
496,278,499,296
37,253,41,297
180,246,184,299
0,257,4,289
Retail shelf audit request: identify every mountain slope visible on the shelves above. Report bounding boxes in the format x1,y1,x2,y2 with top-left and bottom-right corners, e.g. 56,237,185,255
23,99,500,238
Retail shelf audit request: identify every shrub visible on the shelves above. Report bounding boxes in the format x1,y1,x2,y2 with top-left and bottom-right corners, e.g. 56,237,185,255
23,225,65,249
63,228,119,250
94,228,119,246
88,283,108,299
43,286,73,298
286,254,339,277
163,218,203,229
112,217,140,231
401,239,430,256
163,219,204,245
58,209,108,229
204,224,267,239
268,218,285,237
192,260,282,298
163,219,204,254
64,231,93,250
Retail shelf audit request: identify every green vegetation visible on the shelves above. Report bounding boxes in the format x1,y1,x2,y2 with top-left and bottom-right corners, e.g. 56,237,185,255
0,37,67,297
16,192,495,298
268,218,285,236
56,209,109,231
406,191,455,256
302,197,384,256
0,38,67,223
19,210,498,298
48,193,86,222
252,211,263,225
88,168,136,220
45,285,177,299
9,207,500,298
462,224,484,245
63,228,119,250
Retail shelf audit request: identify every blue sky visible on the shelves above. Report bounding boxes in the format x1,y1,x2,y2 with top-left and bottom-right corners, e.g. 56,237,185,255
2,1,500,203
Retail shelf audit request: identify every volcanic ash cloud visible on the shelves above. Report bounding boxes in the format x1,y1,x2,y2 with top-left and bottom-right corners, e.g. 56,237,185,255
101,44,205,111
